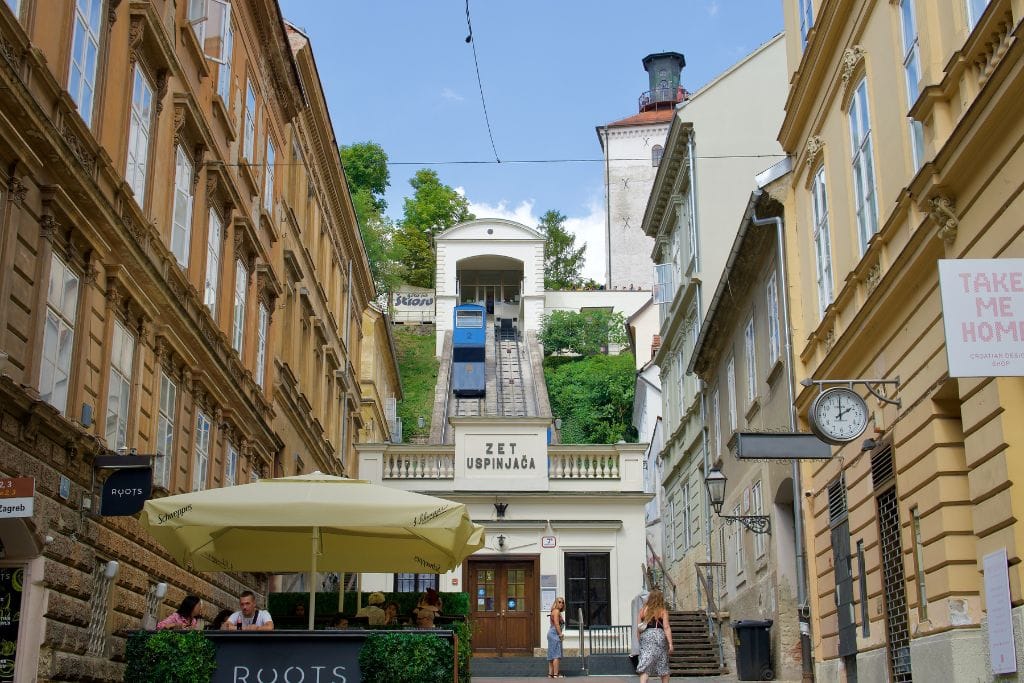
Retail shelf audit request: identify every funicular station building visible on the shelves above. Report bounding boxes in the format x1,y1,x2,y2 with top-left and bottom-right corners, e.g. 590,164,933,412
357,218,652,657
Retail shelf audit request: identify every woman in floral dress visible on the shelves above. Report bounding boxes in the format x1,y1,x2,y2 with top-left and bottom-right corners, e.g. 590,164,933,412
636,589,673,683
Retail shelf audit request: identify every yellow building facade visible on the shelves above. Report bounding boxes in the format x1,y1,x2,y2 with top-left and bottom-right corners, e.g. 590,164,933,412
0,0,381,679
780,0,1024,680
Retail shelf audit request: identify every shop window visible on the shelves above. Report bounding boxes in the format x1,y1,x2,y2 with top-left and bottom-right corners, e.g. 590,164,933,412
394,573,438,592
565,552,610,626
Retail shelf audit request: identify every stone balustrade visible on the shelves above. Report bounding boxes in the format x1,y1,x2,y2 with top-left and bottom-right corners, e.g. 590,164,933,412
383,450,456,479
547,450,621,479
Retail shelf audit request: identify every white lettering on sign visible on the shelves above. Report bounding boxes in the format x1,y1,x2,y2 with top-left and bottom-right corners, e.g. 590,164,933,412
939,259,1024,377
111,488,144,497
233,665,347,683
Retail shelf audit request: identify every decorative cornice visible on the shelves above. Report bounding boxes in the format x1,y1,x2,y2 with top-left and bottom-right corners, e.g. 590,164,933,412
7,176,27,205
104,276,123,309
929,196,959,245
841,45,867,87
39,214,59,242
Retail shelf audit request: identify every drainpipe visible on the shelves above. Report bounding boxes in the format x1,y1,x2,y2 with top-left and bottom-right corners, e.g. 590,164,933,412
687,132,710,564
750,206,814,681
602,127,612,288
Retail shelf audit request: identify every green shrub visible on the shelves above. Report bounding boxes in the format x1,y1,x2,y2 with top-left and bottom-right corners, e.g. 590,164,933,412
123,630,216,683
452,619,473,683
358,632,453,683
545,352,637,443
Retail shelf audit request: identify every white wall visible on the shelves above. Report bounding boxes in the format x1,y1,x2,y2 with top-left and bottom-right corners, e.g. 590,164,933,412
602,121,671,290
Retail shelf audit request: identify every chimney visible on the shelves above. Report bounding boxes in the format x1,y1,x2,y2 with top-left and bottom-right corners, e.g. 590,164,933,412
651,334,662,359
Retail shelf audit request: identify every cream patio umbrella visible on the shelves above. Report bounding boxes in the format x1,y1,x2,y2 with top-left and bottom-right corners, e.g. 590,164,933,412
140,472,485,629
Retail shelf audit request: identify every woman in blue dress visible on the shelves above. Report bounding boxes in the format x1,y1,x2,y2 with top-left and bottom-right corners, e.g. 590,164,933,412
547,596,566,678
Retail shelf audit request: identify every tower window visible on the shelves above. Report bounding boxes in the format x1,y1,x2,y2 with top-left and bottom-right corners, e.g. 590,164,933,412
652,145,664,167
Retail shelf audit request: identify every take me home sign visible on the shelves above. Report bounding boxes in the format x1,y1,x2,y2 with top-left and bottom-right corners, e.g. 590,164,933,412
938,259,1024,377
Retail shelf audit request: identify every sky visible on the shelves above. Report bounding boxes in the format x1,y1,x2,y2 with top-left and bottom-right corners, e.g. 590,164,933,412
278,1,784,281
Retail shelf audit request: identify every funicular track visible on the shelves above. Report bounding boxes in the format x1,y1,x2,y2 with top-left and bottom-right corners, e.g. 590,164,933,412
495,322,527,417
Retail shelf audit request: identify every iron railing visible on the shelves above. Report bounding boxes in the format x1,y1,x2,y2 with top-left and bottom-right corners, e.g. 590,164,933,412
644,539,677,608
696,561,726,670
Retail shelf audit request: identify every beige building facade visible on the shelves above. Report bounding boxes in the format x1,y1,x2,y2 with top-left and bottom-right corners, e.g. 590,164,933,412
640,35,788,670
0,0,380,679
779,0,1024,680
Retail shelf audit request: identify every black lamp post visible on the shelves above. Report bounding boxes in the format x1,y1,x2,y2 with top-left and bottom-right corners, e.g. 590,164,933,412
704,467,771,534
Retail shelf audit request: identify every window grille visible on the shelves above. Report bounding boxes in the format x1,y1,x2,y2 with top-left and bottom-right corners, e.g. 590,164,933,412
878,488,912,682
86,562,116,657
142,582,164,630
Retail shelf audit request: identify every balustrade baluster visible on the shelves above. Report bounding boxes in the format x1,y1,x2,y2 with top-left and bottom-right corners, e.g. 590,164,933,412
611,456,619,478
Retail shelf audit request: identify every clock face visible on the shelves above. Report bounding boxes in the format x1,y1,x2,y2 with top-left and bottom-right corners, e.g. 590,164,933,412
810,388,869,445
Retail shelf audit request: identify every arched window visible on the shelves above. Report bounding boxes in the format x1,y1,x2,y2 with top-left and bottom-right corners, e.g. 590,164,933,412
652,145,664,167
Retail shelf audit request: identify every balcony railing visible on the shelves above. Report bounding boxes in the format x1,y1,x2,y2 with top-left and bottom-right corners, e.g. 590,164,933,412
549,452,620,479
383,451,455,479
638,86,688,111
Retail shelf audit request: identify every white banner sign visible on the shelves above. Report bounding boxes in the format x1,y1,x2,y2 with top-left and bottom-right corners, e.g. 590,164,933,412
938,259,1024,377
391,286,435,323
984,548,1017,674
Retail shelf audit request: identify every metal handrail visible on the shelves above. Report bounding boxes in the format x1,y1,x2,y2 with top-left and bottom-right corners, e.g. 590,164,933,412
576,607,588,674
645,539,677,608
696,562,726,670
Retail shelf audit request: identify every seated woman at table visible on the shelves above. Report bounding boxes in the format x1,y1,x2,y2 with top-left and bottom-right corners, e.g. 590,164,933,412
384,602,401,626
327,612,349,630
157,595,203,630
413,588,442,628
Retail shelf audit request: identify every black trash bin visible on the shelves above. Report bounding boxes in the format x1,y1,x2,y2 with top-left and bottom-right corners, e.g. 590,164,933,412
733,619,774,680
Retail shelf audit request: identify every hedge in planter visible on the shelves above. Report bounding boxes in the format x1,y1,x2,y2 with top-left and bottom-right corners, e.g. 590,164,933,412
123,630,216,683
358,632,453,683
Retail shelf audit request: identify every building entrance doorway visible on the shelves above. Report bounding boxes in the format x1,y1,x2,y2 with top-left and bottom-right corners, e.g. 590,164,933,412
466,556,538,656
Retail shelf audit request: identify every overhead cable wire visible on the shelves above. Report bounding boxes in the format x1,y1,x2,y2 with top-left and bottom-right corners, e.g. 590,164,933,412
219,153,786,170
465,0,501,163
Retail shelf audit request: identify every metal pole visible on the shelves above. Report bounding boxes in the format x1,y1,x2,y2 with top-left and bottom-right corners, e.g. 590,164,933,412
309,526,318,630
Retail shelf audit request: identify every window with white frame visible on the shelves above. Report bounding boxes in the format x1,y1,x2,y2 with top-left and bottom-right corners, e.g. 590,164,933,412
68,0,103,127
766,271,780,362
216,9,233,102
676,349,686,419
125,64,155,204
752,481,766,558
669,492,679,561
193,411,211,491
726,357,737,431
811,166,834,316
256,302,268,387
188,0,206,44
687,314,700,396
171,147,194,268
799,0,814,47
966,0,991,29
40,254,79,415
105,320,135,450
744,316,756,404
734,503,744,574
849,79,879,251
685,199,698,273
652,144,664,167
232,259,247,352
711,389,721,457
155,372,176,488
225,441,238,487
899,0,925,170
264,138,275,213
243,82,256,161
204,209,222,313
681,481,692,551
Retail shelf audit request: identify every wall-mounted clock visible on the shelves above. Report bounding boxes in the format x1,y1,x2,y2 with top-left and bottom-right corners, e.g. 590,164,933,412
808,387,869,445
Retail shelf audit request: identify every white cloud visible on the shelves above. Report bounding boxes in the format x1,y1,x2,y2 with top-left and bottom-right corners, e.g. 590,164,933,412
441,87,464,102
466,196,607,283
707,1,719,16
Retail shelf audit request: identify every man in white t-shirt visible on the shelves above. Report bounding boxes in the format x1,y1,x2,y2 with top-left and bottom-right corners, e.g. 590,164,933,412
222,590,274,631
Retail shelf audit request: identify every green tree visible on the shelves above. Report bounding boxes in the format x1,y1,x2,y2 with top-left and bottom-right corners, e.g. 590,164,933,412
538,309,629,356
339,142,405,296
395,169,474,288
538,209,587,290
340,141,390,216
544,353,637,444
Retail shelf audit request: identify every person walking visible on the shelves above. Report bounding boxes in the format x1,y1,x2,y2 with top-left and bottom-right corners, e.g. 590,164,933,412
636,589,673,683
547,596,566,678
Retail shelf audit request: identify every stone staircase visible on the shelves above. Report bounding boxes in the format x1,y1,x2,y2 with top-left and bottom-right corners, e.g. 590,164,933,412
668,610,727,677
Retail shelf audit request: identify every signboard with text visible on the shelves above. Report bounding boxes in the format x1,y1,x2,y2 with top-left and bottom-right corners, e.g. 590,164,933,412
0,567,24,682
938,259,1024,377
0,478,33,519
391,286,435,324
984,548,1017,674
100,467,152,516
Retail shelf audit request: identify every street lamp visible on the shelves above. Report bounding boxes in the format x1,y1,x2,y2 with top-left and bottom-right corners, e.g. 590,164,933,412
704,467,771,534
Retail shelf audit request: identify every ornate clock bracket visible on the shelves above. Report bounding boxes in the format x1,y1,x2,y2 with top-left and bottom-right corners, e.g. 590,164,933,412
800,377,901,407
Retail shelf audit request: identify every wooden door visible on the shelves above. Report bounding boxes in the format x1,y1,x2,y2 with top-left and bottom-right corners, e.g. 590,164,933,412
467,559,536,656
